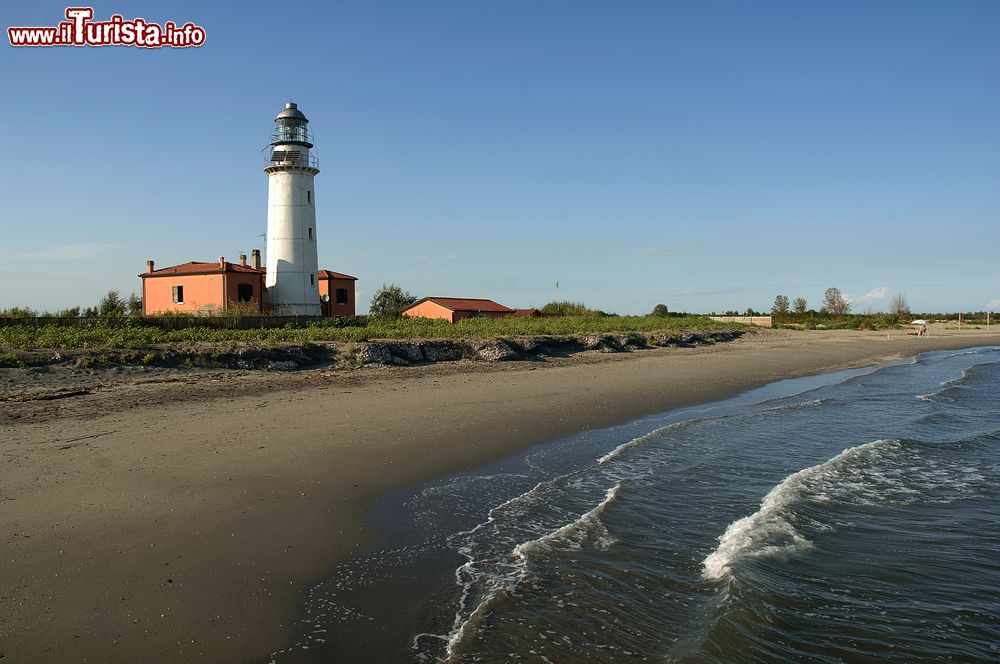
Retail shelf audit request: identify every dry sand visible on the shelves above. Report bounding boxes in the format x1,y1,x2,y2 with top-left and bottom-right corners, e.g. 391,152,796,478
2,326,998,663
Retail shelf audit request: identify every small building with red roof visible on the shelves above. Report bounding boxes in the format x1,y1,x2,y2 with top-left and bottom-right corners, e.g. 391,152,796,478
318,270,358,317
141,251,357,316
403,297,514,323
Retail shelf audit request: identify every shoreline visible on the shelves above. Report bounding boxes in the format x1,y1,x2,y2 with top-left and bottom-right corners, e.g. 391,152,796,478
2,328,999,662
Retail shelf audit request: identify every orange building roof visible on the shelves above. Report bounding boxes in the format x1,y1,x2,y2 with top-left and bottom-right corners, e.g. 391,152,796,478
142,261,263,277
318,269,358,280
513,308,541,316
143,262,356,279
411,297,513,313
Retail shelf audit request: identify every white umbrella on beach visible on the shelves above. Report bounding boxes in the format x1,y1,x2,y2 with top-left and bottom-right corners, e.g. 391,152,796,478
911,319,928,325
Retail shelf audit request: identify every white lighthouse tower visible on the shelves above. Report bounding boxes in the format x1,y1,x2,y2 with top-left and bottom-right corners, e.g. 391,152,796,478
264,102,321,315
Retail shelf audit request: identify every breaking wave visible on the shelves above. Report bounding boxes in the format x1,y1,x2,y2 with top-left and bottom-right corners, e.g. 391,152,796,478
765,398,836,413
597,420,701,465
436,482,623,661
701,437,957,582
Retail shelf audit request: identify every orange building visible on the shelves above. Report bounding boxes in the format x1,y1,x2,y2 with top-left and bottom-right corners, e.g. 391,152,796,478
403,297,514,323
141,252,357,316
318,270,358,317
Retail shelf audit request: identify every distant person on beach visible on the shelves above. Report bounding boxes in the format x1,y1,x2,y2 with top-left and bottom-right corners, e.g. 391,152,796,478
920,324,927,336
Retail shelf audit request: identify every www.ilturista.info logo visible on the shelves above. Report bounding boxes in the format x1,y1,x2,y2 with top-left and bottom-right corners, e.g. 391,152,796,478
8,7,205,48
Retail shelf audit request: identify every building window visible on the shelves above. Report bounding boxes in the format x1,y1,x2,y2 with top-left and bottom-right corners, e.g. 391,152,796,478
307,190,311,203
336,288,348,305
172,285,184,303
308,227,313,240
237,284,254,302
310,274,315,286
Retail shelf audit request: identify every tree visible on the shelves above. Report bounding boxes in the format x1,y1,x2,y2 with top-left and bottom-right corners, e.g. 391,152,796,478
368,283,417,318
772,294,790,315
126,292,143,317
0,307,37,318
793,297,807,314
822,287,850,315
650,303,670,317
98,289,126,317
889,292,910,316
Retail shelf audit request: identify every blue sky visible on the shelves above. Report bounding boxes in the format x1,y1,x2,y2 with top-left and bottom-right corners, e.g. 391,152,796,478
2,1,997,314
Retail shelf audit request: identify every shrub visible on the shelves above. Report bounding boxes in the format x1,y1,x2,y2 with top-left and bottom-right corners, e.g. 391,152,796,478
368,284,417,319
540,301,603,317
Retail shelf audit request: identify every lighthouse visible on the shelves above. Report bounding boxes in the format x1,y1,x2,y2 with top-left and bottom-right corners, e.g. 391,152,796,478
264,102,321,315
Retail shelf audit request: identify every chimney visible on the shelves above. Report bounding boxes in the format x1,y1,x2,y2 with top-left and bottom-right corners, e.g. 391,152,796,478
219,256,225,269
250,249,261,270
240,253,247,267
146,259,154,273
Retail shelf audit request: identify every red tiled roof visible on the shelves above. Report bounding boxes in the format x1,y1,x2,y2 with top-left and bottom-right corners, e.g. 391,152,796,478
143,262,356,280
318,269,358,281
514,308,540,316
412,297,513,313
142,261,263,277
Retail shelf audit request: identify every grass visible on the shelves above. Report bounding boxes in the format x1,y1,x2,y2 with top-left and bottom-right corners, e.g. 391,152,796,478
0,315,737,350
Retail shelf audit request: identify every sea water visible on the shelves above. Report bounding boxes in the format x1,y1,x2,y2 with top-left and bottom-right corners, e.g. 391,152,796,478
271,346,1000,663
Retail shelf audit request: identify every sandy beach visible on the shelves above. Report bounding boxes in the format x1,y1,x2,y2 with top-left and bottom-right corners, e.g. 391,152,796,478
2,326,998,663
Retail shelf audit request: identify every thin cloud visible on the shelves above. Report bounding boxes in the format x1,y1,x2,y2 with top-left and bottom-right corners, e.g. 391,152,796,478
861,286,889,302
988,298,1000,309
843,286,889,305
17,242,117,261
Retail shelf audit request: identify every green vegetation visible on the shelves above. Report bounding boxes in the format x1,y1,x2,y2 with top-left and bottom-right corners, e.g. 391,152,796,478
368,284,417,319
0,315,735,350
0,353,27,368
1,289,143,319
772,295,790,315
775,313,903,330
821,287,851,315
650,304,670,317
539,301,606,316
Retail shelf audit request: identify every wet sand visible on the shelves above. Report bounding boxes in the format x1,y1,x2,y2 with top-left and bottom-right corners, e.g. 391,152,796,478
1,326,998,662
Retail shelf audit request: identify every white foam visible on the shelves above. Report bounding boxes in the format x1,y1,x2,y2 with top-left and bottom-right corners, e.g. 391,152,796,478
512,482,622,560
598,419,706,465
765,398,834,413
940,366,973,387
916,385,963,402
702,439,895,581
439,482,623,661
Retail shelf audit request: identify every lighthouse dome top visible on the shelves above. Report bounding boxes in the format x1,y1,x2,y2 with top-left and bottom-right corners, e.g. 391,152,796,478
275,101,308,123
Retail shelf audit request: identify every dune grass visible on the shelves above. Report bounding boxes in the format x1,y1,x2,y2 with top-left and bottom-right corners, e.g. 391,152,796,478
0,315,736,350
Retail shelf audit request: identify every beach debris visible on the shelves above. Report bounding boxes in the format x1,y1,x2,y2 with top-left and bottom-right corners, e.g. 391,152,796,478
616,332,648,349
472,339,521,362
355,344,393,365
384,342,424,364
3,388,93,402
581,335,625,353
420,340,469,362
